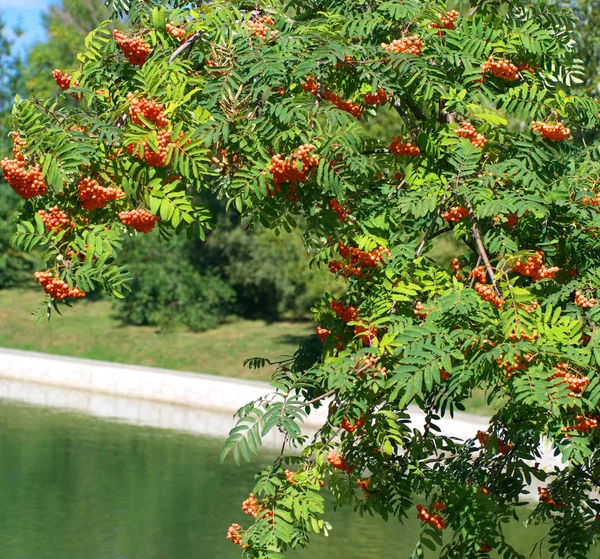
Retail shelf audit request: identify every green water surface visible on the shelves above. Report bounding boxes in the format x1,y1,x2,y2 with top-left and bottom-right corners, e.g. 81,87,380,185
0,400,575,559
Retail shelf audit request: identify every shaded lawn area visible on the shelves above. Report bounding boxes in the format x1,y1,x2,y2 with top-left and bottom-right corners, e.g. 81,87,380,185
0,289,313,381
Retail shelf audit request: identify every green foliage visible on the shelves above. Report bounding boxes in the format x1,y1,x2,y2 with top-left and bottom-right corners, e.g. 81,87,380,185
3,0,600,558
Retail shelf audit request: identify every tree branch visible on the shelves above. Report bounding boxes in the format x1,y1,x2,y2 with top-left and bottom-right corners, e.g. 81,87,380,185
415,194,448,258
169,32,202,63
466,200,503,297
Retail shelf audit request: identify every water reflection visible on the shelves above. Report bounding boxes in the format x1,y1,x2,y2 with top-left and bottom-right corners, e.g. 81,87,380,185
0,400,560,559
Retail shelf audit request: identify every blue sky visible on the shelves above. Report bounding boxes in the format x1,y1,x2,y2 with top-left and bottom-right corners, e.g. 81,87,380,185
1,0,51,54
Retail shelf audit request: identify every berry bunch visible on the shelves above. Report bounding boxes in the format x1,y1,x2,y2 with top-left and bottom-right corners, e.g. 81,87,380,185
328,242,390,278
284,469,296,484
268,143,318,194
327,450,352,473
531,121,571,141
316,327,331,343
34,272,86,300
12,133,26,160
363,89,388,105
127,93,169,128
1,158,47,199
456,122,487,148
78,178,124,210
357,479,371,495
113,30,151,66
354,324,380,346
441,205,469,222
389,137,420,156
451,258,466,280
330,299,358,322
512,251,559,281
165,23,186,43
575,291,595,308
341,416,365,433
356,355,387,378
126,129,182,167
37,207,73,232
481,57,519,81
471,266,487,283
494,214,518,228
552,362,590,396
52,69,79,90
538,488,565,508
520,301,539,312
495,354,531,378
381,36,424,56
475,282,505,309
118,209,159,233
414,301,429,319
476,430,512,454
440,369,451,381
302,77,363,117
226,524,245,548
242,494,260,517
328,199,351,221
416,505,446,530
508,327,538,341
247,15,278,39
429,10,459,31
563,415,598,435
581,192,600,207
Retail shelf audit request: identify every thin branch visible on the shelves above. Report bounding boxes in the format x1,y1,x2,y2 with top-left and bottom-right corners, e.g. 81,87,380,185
169,32,202,63
466,200,503,298
303,388,337,407
415,194,448,258
393,96,426,123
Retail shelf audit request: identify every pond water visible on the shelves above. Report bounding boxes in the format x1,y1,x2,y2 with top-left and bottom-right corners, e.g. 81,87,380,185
0,400,574,559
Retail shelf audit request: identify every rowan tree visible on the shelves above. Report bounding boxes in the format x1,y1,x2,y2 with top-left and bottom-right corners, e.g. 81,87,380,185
2,0,600,557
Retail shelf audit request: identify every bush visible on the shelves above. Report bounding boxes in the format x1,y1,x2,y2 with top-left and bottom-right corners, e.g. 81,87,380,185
114,232,236,331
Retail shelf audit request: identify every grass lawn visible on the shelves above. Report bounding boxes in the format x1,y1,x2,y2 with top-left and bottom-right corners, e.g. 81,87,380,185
0,289,313,381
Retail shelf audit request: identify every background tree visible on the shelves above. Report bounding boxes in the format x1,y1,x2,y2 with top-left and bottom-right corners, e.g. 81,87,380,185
2,1,600,558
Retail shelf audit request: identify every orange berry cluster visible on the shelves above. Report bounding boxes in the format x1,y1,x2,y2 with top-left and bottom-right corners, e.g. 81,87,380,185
316,326,331,343
480,543,493,552
477,430,512,454
354,324,380,346
508,327,538,341
494,214,519,228
471,266,487,283
451,259,466,280
226,523,246,548
363,89,388,106
118,209,159,233
563,415,597,435
328,199,351,221
248,15,278,39
441,205,469,222
34,272,86,300
113,30,151,66
302,77,364,117
575,291,596,308
327,450,353,473
166,23,186,43
330,299,358,322
268,144,318,194
389,136,420,156
357,479,371,495
284,469,296,484
416,504,446,530
429,10,459,31
440,369,451,381
512,251,559,281
341,416,365,433
127,93,169,128
1,158,47,199
475,282,505,309
581,192,600,207
328,242,390,277
52,69,78,90
381,36,424,56
552,362,589,396
538,487,565,508
531,121,571,141
495,354,532,378
414,301,429,319
126,129,182,167
482,57,519,81
12,133,26,159
242,493,260,517
78,178,124,210
457,122,487,148
37,206,73,232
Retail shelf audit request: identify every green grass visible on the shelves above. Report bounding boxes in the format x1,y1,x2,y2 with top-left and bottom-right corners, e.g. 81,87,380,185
0,289,313,381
